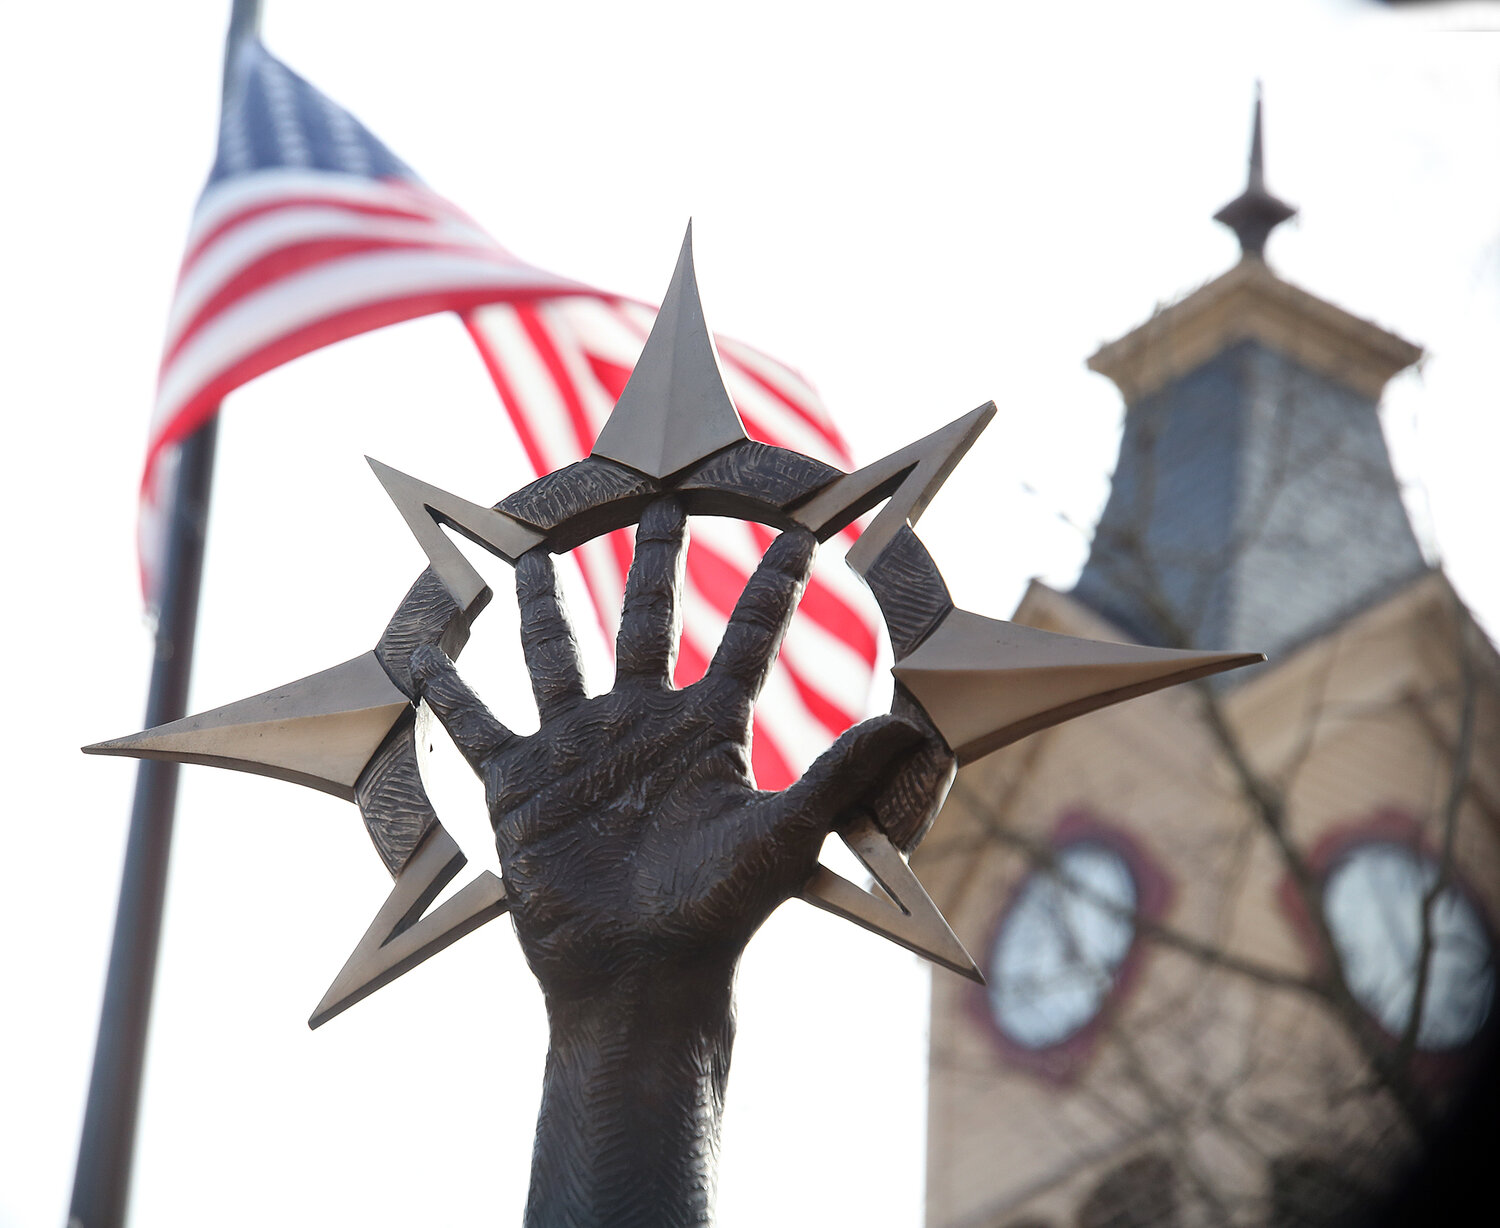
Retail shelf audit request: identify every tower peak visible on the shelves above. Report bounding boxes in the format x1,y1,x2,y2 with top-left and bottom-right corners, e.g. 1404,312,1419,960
1213,87,1297,261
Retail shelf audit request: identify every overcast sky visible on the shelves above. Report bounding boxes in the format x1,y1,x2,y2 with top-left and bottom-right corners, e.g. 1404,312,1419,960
4,3,1497,1226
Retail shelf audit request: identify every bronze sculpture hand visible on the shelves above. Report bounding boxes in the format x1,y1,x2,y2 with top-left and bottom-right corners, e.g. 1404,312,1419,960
410,497,949,1228
84,230,1264,1228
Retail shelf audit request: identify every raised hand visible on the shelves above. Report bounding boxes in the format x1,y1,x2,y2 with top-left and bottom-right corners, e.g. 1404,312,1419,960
409,497,949,1228
411,497,928,995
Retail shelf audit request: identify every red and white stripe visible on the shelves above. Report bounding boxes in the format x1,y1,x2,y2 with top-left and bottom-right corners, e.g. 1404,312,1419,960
465,298,883,789
141,169,591,593
143,167,882,787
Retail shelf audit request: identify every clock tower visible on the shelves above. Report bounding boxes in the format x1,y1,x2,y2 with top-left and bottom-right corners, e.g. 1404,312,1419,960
915,100,1500,1228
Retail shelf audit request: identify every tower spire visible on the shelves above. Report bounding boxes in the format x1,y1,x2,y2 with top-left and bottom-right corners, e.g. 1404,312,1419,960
1213,85,1297,261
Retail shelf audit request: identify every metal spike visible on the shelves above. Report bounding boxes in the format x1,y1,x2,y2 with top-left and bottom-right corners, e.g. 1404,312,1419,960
793,403,996,573
590,223,748,479
82,651,411,801
801,817,982,982
893,608,1264,764
1212,86,1297,260
309,826,508,1029
366,458,544,611
1248,81,1267,190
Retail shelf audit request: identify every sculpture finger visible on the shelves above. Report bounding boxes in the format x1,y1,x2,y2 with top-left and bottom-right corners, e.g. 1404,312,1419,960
773,715,927,839
695,716,928,921
856,690,956,852
615,498,687,687
410,644,516,772
868,734,955,852
706,527,815,703
516,549,587,722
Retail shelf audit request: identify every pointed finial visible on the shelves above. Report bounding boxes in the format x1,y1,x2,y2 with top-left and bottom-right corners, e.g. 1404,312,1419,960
1247,82,1267,190
591,223,748,479
1213,85,1297,261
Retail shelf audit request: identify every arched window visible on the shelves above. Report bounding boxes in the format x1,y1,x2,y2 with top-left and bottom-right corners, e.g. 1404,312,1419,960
988,841,1140,1049
1322,841,1494,1051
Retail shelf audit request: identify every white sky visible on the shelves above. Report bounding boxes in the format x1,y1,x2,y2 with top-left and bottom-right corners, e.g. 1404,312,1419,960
3,2,1498,1226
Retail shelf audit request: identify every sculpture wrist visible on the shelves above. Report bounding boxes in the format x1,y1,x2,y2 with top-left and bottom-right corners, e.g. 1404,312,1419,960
525,959,739,1228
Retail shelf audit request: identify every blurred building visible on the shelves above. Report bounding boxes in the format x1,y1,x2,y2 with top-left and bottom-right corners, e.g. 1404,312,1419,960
915,104,1499,1228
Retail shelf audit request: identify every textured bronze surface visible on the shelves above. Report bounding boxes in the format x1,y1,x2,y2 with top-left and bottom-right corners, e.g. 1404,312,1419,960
499,457,659,537
352,712,435,876
674,439,842,517
861,526,957,659
413,500,941,1224
373,567,474,700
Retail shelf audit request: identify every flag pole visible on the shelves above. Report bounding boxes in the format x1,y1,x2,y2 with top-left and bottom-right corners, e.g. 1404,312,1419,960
68,423,220,1228
69,5,258,1226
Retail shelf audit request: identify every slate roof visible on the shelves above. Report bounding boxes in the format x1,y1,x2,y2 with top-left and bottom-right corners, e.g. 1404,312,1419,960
1072,323,1429,670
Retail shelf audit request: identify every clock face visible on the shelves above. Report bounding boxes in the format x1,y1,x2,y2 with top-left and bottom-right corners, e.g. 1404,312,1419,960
1322,842,1494,1051
987,842,1139,1049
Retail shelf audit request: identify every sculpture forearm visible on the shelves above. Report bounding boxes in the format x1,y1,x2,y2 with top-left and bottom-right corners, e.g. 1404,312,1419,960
525,958,738,1228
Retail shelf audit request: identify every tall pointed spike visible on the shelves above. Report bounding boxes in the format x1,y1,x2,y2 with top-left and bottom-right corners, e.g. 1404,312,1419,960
793,403,996,574
591,224,748,479
893,609,1264,764
367,457,544,610
309,826,509,1029
82,651,411,801
800,818,982,982
1213,86,1296,260
1248,81,1266,190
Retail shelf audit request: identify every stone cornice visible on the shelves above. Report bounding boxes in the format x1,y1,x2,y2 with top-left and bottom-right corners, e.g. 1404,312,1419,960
1088,258,1423,404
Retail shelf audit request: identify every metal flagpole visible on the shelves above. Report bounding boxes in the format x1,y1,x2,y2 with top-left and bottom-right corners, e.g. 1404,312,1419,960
69,4,258,1225
68,423,219,1228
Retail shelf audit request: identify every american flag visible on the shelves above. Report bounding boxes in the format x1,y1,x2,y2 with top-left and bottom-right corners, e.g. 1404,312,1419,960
146,32,881,788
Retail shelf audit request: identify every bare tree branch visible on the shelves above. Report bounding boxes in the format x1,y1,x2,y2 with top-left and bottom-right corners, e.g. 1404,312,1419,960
1396,597,1479,1066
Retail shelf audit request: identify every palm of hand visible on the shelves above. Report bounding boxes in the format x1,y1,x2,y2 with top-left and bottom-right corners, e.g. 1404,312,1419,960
412,499,928,1000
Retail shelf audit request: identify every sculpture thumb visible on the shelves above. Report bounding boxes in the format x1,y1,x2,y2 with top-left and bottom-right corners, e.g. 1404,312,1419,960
777,715,929,836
